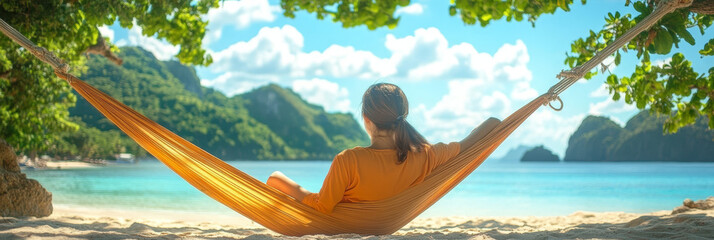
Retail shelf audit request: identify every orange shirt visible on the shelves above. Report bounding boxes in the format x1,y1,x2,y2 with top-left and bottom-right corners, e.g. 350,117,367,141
301,142,461,214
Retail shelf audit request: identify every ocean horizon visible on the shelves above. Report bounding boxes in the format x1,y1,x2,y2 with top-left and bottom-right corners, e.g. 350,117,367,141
24,160,714,218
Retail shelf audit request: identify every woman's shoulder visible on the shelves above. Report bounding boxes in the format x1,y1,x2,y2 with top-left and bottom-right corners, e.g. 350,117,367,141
336,146,371,159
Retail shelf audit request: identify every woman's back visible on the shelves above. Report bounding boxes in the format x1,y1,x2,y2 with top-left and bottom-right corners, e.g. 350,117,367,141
301,142,460,213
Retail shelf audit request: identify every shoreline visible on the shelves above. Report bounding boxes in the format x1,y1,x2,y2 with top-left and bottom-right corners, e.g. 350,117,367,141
43,160,103,169
2,202,712,239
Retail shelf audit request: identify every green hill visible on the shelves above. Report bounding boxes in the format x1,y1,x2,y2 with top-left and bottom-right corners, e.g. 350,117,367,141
57,47,368,160
564,111,714,162
243,84,367,159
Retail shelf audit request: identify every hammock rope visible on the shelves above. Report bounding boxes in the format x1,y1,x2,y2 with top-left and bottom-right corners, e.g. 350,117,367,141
0,0,692,236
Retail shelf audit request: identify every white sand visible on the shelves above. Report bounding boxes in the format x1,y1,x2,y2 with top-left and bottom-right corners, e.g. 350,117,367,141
2,205,713,239
43,161,101,169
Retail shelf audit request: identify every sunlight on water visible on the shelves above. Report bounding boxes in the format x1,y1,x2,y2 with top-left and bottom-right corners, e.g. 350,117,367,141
25,160,714,218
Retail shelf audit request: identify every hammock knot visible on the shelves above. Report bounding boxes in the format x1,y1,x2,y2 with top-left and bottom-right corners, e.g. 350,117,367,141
542,91,563,111
556,67,584,81
30,46,70,73
54,69,75,84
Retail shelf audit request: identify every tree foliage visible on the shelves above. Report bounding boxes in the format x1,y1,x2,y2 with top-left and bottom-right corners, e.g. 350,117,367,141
0,0,218,152
563,1,714,132
449,0,587,26
281,0,410,30
282,0,714,133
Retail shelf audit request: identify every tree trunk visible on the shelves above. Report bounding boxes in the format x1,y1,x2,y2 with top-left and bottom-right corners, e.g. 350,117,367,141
29,150,36,165
690,0,714,15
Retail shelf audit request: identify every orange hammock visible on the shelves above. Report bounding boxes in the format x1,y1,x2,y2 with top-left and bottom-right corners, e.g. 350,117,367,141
0,1,688,236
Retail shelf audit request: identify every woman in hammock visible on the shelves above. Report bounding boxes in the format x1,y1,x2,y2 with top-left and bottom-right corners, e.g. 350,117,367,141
267,83,501,214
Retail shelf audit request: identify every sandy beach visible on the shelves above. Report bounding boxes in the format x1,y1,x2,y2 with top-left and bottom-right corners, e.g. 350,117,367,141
43,161,102,169
1,201,713,239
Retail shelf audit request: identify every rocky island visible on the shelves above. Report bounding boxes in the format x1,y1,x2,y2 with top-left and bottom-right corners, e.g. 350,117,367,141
520,145,560,162
564,111,714,162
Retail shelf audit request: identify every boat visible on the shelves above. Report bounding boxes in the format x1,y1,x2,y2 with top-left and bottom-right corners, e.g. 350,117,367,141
115,153,136,163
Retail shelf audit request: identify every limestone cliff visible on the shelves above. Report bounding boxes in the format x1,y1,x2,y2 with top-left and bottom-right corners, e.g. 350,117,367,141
564,111,714,162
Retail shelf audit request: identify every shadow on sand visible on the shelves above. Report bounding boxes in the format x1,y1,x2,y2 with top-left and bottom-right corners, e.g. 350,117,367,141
1,212,713,239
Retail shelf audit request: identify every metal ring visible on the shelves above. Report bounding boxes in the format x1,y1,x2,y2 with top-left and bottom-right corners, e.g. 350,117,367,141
549,96,563,111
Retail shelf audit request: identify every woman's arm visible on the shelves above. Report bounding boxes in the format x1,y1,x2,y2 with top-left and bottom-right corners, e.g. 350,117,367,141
266,155,350,214
459,117,501,154
267,171,312,201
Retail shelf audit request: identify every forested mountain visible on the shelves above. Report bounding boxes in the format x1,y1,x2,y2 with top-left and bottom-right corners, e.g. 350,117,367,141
243,84,368,158
564,111,714,162
53,47,368,160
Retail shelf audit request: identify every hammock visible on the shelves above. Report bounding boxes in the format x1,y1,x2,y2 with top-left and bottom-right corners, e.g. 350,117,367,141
0,0,690,236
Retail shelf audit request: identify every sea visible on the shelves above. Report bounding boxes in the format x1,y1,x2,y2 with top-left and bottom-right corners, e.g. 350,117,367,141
24,160,714,218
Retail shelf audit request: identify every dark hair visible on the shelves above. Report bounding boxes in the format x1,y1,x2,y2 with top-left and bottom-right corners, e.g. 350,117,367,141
362,83,428,163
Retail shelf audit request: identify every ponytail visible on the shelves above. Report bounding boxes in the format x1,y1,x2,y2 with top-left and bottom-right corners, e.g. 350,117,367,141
393,118,428,163
362,83,428,164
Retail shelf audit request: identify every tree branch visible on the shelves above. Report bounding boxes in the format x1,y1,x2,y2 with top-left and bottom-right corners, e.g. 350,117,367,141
689,0,714,15
84,31,123,65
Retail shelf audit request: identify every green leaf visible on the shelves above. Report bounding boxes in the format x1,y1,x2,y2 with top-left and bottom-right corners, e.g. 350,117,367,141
700,39,714,56
653,28,673,54
633,1,647,13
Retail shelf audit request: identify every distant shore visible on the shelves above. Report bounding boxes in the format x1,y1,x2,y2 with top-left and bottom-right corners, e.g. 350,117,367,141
18,156,109,170
42,160,103,169
1,199,713,239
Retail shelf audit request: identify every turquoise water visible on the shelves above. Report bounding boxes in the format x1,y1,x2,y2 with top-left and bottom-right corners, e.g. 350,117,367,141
25,160,714,217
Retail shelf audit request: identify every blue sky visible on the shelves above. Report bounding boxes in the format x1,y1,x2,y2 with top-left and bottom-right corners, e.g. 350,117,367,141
104,0,713,158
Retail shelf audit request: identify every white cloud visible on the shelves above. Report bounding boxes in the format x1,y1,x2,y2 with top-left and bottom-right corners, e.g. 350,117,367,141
292,78,351,113
588,97,637,116
205,25,395,92
412,39,537,143
590,83,610,97
208,26,539,89
385,29,534,87
510,111,586,156
417,83,512,141
653,57,672,67
395,3,424,15
298,45,395,79
116,24,179,61
211,25,303,76
98,25,114,41
208,26,538,90
204,0,280,44
588,84,637,116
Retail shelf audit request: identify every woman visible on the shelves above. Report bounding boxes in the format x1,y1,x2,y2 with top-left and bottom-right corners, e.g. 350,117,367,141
267,83,501,214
